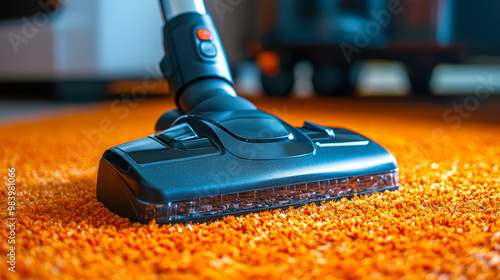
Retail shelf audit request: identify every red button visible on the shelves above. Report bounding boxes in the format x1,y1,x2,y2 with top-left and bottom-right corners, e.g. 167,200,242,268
197,29,212,41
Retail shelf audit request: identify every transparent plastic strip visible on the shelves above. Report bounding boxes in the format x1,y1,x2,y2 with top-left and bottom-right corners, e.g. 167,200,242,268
134,171,399,222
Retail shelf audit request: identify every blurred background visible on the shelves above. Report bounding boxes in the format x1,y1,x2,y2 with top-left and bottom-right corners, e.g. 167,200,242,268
1,0,500,120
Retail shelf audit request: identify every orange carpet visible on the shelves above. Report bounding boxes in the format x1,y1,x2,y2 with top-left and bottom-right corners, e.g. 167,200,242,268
1,97,500,279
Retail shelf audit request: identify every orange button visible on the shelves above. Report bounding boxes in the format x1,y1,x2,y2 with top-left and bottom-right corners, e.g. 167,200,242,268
197,29,212,41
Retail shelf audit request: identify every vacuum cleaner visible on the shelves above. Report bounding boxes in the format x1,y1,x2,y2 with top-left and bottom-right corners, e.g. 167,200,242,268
96,0,399,224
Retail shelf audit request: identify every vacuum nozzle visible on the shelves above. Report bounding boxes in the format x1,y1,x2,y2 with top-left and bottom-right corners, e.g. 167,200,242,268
97,117,399,224
95,0,399,224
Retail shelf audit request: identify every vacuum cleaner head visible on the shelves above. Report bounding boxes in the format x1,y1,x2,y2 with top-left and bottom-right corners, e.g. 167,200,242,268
96,0,398,224
97,110,398,224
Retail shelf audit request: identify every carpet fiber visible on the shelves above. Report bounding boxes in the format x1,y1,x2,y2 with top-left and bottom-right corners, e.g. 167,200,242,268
1,97,500,279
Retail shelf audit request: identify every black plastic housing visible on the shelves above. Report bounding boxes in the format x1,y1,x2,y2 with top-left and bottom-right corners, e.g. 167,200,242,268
160,12,253,112
97,110,398,224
